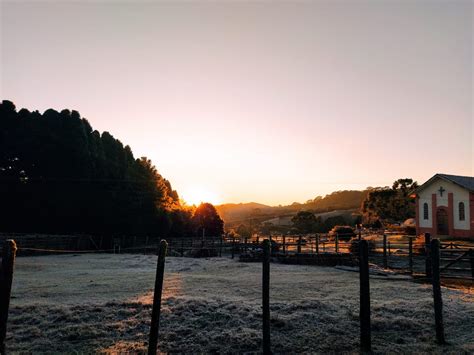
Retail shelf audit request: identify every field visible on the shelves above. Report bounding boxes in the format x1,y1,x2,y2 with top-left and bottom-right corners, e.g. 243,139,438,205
6,254,474,353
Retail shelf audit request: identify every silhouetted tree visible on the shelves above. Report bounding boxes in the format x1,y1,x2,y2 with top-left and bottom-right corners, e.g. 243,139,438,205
0,100,182,241
236,224,252,238
192,203,224,238
291,211,318,233
361,178,418,223
168,208,195,238
323,215,348,232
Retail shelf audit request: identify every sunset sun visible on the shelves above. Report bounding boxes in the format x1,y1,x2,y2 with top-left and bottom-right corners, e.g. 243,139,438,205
181,187,221,206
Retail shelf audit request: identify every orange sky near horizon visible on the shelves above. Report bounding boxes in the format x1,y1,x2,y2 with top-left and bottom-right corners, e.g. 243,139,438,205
1,1,472,206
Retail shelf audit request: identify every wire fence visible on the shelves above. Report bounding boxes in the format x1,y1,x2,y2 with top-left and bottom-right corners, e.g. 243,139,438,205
1,237,463,354
1,232,473,281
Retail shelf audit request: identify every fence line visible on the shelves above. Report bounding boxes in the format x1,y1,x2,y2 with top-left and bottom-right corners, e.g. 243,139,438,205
1,232,473,281
1,236,470,353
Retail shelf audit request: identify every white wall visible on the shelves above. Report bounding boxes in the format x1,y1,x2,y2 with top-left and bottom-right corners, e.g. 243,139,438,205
418,177,470,230
453,196,470,230
418,196,432,228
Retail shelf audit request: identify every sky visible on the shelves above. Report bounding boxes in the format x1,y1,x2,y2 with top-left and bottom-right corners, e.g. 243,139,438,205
1,0,472,206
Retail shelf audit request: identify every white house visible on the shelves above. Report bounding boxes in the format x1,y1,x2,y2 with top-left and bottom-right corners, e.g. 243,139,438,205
415,173,474,239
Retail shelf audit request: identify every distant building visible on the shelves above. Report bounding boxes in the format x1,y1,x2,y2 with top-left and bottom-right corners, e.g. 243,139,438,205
415,174,474,239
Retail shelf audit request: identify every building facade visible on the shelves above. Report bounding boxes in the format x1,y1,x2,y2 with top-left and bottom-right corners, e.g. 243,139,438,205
415,174,474,239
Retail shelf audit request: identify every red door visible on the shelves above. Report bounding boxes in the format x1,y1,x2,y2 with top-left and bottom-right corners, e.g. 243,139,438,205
436,208,449,235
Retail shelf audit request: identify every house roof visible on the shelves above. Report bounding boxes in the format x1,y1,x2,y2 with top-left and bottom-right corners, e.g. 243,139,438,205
416,173,474,193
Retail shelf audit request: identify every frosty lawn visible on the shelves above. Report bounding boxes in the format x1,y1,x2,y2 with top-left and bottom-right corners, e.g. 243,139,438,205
7,254,474,353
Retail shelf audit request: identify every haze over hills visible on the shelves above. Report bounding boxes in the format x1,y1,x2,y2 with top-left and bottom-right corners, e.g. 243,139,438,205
215,202,273,223
216,189,371,223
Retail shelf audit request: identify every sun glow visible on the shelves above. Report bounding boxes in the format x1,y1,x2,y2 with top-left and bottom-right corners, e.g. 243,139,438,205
181,187,221,206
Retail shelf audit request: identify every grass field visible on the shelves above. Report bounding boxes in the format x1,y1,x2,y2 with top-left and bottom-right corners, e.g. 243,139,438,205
6,254,474,353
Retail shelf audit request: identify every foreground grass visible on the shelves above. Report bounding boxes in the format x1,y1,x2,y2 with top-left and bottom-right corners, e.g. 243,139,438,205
7,254,474,353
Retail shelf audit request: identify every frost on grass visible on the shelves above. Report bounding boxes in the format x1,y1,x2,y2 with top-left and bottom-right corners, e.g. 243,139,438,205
6,254,474,353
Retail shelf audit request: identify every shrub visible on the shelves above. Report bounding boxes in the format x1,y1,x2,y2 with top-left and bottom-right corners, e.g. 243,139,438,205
259,239,280,253
412,235,427,255
329,226,355,241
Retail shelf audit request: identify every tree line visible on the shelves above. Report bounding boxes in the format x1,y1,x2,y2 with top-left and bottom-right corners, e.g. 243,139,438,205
289,178,418,234
0,100,223,243
289,189,370,212
361,178,418,224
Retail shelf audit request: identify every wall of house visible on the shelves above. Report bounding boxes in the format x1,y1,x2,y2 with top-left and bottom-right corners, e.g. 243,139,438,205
417,196,432,228
416,177,472,237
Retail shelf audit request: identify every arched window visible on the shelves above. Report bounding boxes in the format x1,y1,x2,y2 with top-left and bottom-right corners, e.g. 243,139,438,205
459,202,465,221
423,203,429,220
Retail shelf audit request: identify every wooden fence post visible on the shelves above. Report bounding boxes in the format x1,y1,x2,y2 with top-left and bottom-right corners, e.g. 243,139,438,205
408,237,413,274
282,236,286,254
359,240,371,353
269,235,273,256
231,237,235,259
430,239,445,344
316,234,319,255
297,236,302,254
201,233,205,255
0,240,18,355
335,233,339,253
262,239,271,355
425,233,432,278
219,236,223,257
470,249,474,279
148,240,168,355
383,234,388,268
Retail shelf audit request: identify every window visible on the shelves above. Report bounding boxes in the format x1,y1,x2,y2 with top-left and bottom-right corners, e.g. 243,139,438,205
459,202,465,221
423,203,429,220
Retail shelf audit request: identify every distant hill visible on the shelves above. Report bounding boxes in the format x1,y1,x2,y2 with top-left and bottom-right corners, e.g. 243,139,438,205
261,209,357,226
215,202,272,223
290,190,370,212
216,189,371,224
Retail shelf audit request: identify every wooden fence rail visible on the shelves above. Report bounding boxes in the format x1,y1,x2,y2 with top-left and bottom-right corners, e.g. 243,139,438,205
2,232,473,281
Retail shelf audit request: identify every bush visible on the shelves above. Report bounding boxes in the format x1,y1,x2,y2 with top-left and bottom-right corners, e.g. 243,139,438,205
329,226,355,241
413,235,427,255
370,219,383,229
259,239,280,253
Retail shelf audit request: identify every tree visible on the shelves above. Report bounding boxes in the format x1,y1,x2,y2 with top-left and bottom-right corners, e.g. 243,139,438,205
291,211,318,233
168,207,195,238
0,100,181,240
192,203,224,238
361,178,418,223
323,215,348,232
236,224,252,238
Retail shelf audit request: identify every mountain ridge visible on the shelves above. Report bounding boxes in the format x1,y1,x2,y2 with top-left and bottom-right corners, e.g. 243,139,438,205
215,189,371,223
